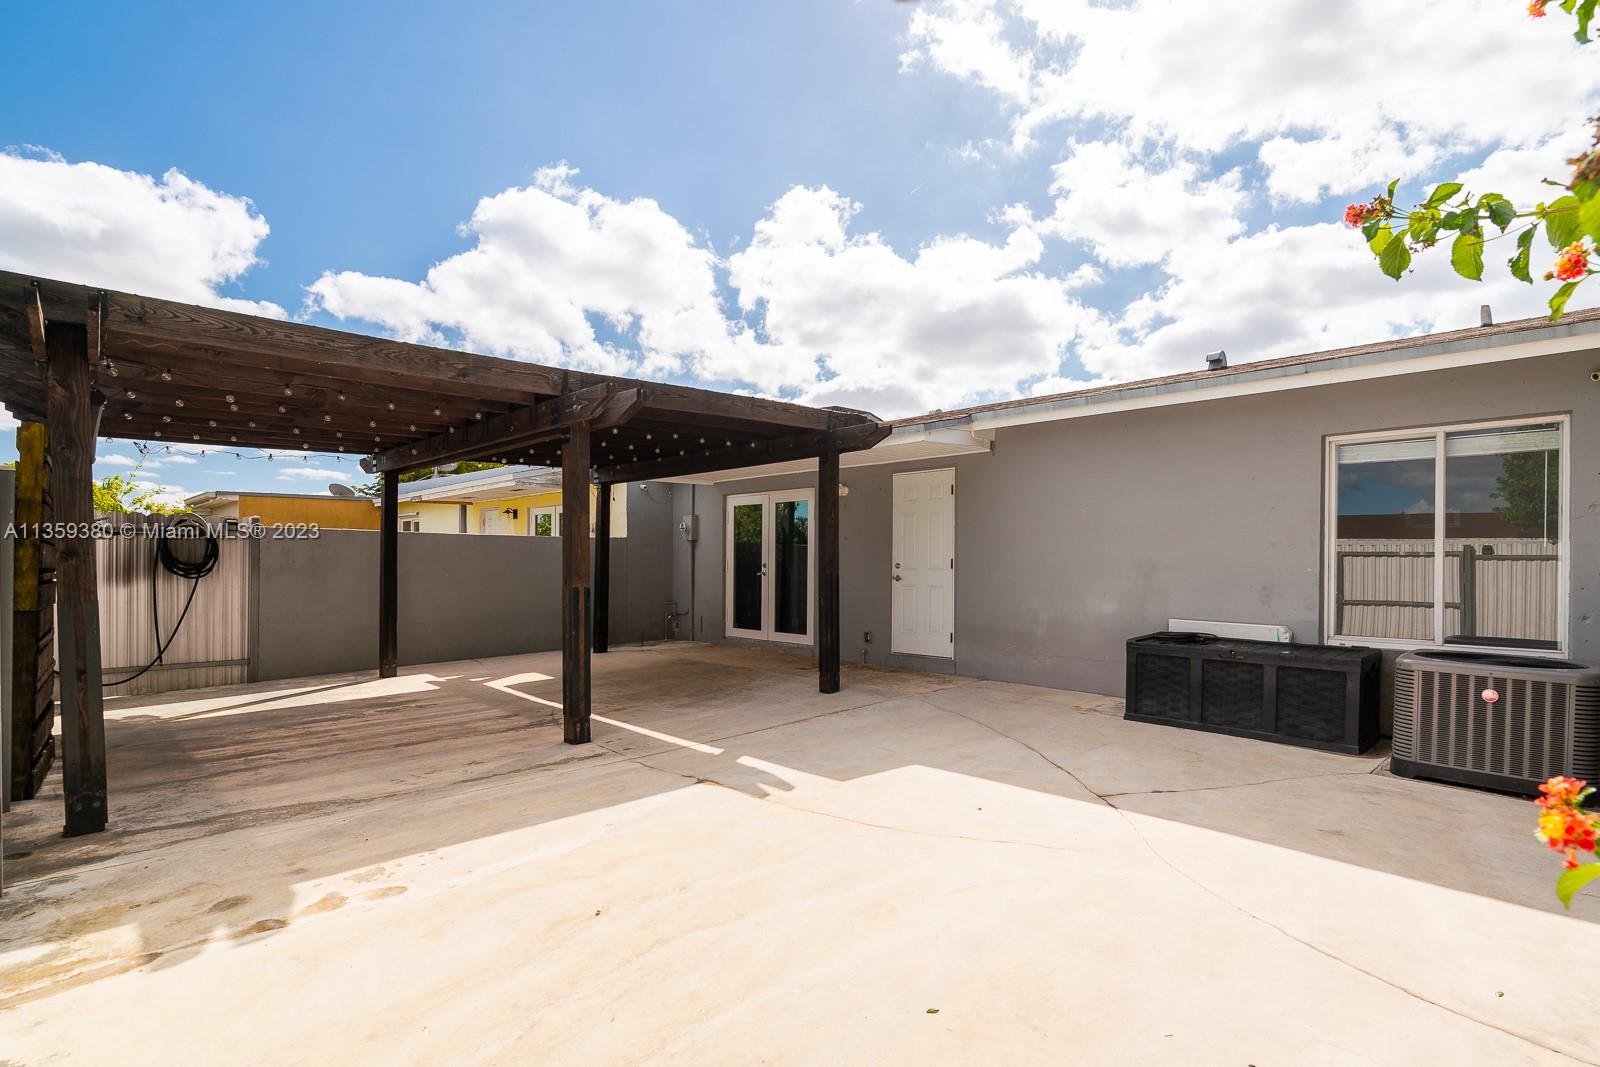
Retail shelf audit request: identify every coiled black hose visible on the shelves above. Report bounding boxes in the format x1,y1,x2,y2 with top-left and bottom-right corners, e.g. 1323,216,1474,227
104,514,220,687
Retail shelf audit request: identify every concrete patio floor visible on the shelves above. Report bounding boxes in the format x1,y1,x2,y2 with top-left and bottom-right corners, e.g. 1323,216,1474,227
2,642,1598,1065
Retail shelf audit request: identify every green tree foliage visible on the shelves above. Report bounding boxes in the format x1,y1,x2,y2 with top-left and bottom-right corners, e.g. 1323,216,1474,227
1493,449,1561,541
1348,2,1600,317
92,469,182,515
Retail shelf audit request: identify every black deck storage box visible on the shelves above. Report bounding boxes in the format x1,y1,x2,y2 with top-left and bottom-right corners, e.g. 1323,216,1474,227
1125,632,1381,754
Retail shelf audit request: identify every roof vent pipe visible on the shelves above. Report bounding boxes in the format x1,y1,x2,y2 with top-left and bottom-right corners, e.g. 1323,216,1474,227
1205,350,1228,371
1480,304,1493,326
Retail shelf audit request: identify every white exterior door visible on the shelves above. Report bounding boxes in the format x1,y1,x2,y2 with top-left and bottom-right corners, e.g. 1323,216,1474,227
892,468,955,658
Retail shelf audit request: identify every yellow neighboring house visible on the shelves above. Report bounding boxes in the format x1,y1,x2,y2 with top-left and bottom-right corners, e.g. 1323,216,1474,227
392,465,627,537
185,490,380,530
185,466,626,536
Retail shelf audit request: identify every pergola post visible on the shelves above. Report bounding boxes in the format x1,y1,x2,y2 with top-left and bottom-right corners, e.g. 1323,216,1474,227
594,481,611,655
9,421,55,802
378,470,398,678
45,321,107,836
817,438,841,694
561,423,592,743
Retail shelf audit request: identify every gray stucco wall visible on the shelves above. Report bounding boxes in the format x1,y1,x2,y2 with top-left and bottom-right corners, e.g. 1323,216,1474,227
253,483,677,681
687,349,1600,706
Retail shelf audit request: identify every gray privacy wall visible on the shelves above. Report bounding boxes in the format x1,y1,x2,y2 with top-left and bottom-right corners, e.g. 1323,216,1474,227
685,348,1600,703
252,483,676,681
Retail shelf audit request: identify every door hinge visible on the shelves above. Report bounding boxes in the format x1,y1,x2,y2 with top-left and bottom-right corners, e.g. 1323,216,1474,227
949,557,953,569
948,632,954,643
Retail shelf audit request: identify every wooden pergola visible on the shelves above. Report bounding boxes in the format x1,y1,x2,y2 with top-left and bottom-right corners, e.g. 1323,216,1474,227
0,270,887,836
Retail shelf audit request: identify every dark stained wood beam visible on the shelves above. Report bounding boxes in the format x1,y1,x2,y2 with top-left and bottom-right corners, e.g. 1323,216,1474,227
102,367,470,429
45,322,108,836
817,440,841,694
593,420,890,485
561,423,593,744
26,282,46,362
364,384,641,475
8,421,55,802
94,286,575,397
103,349,517,420
378,471,398,679
640,392,849,434
594,482,611,655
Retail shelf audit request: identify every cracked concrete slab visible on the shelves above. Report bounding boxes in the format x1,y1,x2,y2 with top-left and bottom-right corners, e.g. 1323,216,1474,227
2,643,1596,1064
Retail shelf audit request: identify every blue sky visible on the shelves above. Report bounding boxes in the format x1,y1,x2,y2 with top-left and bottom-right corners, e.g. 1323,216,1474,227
1,0,1593,500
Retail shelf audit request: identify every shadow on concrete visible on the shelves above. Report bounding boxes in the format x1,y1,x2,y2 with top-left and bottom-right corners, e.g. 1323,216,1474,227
0,640,1589,1012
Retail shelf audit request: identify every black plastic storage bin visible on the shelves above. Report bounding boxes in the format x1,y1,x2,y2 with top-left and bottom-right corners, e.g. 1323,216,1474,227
1125,632,1381,754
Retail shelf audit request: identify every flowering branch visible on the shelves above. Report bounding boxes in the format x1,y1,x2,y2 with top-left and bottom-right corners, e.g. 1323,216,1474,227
1346,2,1599,318
1534,776,1600,907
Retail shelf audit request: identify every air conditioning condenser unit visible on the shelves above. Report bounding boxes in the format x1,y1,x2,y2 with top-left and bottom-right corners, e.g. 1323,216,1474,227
1392,650,1600,795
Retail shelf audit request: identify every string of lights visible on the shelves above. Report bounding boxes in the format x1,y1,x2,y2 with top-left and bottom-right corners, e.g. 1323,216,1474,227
129,440,363,465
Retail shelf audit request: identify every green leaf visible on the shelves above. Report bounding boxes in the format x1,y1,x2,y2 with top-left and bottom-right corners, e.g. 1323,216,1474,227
1580,193,1600,243
1386,178,1400,200
1546,196,1582,249
1379,235,1411,279
1425,182,1463,208
1368,224,1392,256
1550,280,1581,320
1557,862,1600,908
1487,199,1517,230
1510,227,1537,283
1577,0,1597,42
1450,232,1484,281
1361,218,1384,242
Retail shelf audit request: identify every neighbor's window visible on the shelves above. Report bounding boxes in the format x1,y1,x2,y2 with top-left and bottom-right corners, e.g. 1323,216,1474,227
1329,419,1564,650
531,506,561,538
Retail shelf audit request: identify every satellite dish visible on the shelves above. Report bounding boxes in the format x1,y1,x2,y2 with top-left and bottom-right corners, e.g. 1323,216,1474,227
328,483,357,498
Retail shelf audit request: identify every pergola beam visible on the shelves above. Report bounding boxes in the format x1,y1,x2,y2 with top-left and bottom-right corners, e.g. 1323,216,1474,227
364,385,643,475
594,421,890,485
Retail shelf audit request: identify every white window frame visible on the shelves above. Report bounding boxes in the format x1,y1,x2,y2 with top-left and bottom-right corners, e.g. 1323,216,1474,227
1322,413,1570,656
399,512,422,534
530,505,561,538
724,488,815,646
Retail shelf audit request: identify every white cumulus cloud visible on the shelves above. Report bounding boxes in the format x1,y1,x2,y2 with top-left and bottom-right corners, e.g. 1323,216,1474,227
275,466,349,482
0,147,281,315
727,185,1101,414
308,163,766,381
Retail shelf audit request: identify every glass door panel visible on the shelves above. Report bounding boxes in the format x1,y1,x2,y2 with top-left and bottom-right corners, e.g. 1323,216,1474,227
772,496,811,638
729,498,766,635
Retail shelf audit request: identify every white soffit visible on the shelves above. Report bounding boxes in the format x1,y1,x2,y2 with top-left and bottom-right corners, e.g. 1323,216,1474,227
660,427,993,485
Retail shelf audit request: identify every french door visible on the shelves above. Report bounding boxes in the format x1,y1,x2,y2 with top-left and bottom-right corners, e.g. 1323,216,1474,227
725,489,814,644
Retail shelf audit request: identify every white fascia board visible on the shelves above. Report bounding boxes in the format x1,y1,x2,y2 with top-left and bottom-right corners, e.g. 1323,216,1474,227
659,426,993,485
918,322,1600,435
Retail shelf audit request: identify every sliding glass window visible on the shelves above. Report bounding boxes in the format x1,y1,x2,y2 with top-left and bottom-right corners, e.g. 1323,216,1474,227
1327,418,1566,652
